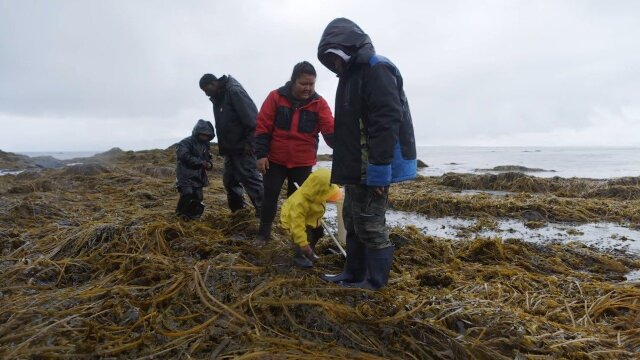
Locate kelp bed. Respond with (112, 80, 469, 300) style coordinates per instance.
(1, 148, 639, 359)
(390, 173, 640, 225)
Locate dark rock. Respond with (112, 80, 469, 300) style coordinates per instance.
(417, 159, 428, 168)
(522, 210, 546, 222)
(477, 165, 555, 173)
(30, 156, 66, 169)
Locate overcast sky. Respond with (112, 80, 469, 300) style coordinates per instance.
(1, 0, 639, 151)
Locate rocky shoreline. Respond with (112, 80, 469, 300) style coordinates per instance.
(1, 148, 639, 358)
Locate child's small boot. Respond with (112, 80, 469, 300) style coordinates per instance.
(293, 227, 323, 268)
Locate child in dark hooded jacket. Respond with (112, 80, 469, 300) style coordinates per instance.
(175, 119, 215, 220)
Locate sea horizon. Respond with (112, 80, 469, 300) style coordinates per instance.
(6, 145, 640, 180)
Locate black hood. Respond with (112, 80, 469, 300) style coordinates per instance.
(209, 75, 229, 103)
(192, 119, 215, 141)
(317, 18, 375, 74)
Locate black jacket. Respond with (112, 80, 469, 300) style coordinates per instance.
(176, 120, 215, 188)
(318, 18, 417, 186)
(209, 76, 259, 156)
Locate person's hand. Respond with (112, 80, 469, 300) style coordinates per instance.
(257, 157, 269, 174)
(204, 161, 213, 170)
(300, 244, 318, 261)
(370, 186, 387, 196)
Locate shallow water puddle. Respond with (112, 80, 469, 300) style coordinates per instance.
(0, 170, 24, 176)
(324, 204, 640, 280)
(323, 204, 640, 255)
(625, 270, 640, 282)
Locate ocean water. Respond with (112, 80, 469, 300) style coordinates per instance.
(415, 146, 640, 179)
(4, 147, 640, 179)
(18, 151, 100, 160)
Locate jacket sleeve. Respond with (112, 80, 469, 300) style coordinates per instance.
(255, 91, 277, 159)
(229, 87, 259, 145)
(363, 64, 403, 187)
(288, 202, 310, 247)
(317, 97, 335, 149)
(206, 143, 213, 162)
(176, 141, 205, 169)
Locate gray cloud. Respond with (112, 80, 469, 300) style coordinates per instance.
(1, 0, 639, 151)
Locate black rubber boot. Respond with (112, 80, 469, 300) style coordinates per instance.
(255, 222, 272, 246)
(176, 194, 204, 220)
(342, 246, 394, 290)
(321, 237, 367, 283)
(307, 226, 323, 249)
(186, 199, 205, 219)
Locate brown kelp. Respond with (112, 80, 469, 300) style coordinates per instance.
(391, 175, 640, 224)
(1, 148, 639, 359)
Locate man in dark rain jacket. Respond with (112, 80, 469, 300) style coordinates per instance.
(199, 73, 263, 216)
(175, 119, 215, 220)
(317, 18, 417, 290)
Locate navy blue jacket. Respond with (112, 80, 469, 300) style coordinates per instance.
(318, 18, 417, 186)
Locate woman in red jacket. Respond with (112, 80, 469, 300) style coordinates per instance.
(255, 61, 335, 244)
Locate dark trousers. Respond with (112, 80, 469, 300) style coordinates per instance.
(260, 162, 312, 224)
(223, 154, 264, 212)
(343, 184, 392, 249)
(176, 186, 204, 218)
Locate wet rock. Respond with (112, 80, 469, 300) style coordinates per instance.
(0, 150, 32, 169)
(30, 156, 66, 169)
(522, 210, 546, 222)
(417, 159, 428, 168)
(476, 165, 556, 173)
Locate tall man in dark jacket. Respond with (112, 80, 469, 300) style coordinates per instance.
(175, 119, 215, 220)
(199, 73, 263, 216)
(317, 18, 417, 290)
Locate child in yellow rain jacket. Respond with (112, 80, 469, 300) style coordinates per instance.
(280, 168, 342, 268)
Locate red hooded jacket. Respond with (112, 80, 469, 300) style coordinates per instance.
(255, 83, 334, 168)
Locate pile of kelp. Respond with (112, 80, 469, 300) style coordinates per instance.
(1, 148, 639, 359)
(391, 173, 640, 225)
